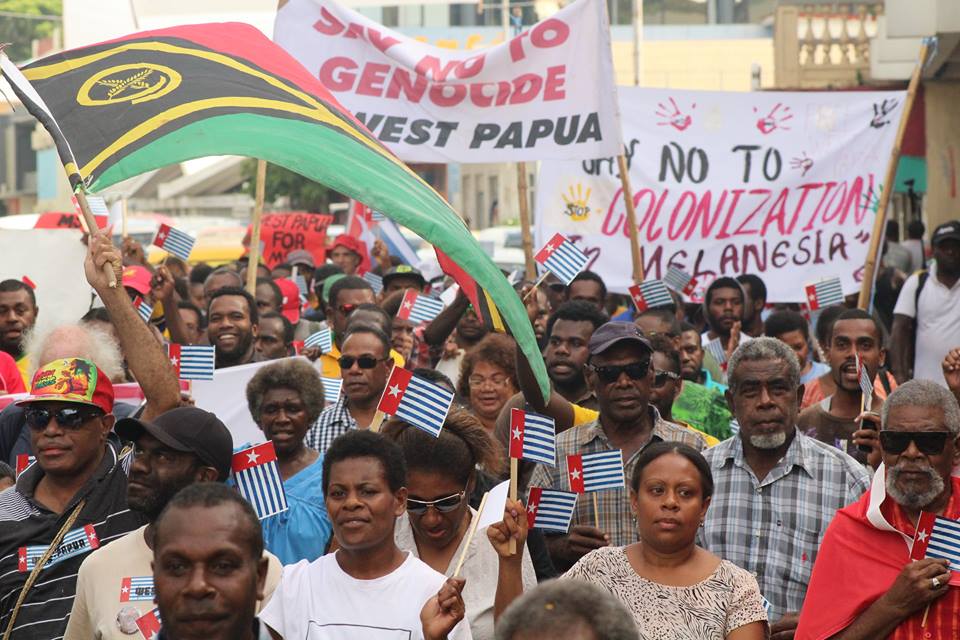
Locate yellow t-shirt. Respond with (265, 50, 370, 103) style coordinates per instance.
(320, 343, 405, 379)
(16, 355, 31, 387)
(571, 405, 719, 447)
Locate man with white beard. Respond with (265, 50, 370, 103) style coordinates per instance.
(697, 338, 870, 639)
(797, 380, 960, 639)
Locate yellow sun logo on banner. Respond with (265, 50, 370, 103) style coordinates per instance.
(77, 63, 182, 106)
(561, 183, 592, 221)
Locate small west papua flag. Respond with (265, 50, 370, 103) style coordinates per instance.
(133, 296, 153, 323)
(18, 525, 99, 572)
(135, 608, 162, 640)
(152, 223, 196, 261)
(663, 266, 698, 296)
(527, 487, 578, 532)
(378, 367, 454, 437)
(304, 328, 333, 353)
(321, 376, 343, 404)
(167, 344, 215, 381)
(856, 353, 873, 412)
(705, 337, 727, 366)
(629, 279, 674, 313)
(509, 408, 557, 466)
(911, 512, 960, 571)
(397, 289, 444, 324)
(120, 576, 155, 602)
(567, 450, 626, 493)
(15, 454, 35, 478)
(534, 233, 589, 285)
(362, 271, 384, 294)
(232, 441, 289, 520)
(804, 277, 845, 311)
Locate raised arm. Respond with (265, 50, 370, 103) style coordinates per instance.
(889, 314, 915, 384)
(86, 233, 181, 421)
(152, 264, 193, 346)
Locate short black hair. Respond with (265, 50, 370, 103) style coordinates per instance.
(636, 308, 681, 337)
(679, 321, 698, 335)
(704, 277, 744, 307)
(312, 264, 344, 294)
(833, 308, 885, 347)
(886, 219, 900, 239)
(648, 333, 680, 374)
(327, 275, 373, 309)
(544, 300, 609, 340)
(737, 274, 767, 307)
(208, 286, 259, 324)
(189, 263, 214, 285)
(814, 304, 848, 348)
(630, 441, 713, 499)
(412, 367, 455, 393)
(0, 279, 36, 307)
(177, 300, 206, 329)
(259, 311, 294, 344)
(764, 309, 809, 340)
(0, 461, 13, 482)
(255, 278, 282, 309)
(341, 324, 391, 357)
(568, 270, 607, 300)
(154, 482, 263, 559)
(322, 430, 406, 495)
(349, 303, 392, 335)
(908, 220, 925, 239)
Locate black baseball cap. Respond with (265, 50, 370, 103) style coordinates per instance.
(588, 321, 653, 357)
(932, 220, 960, 246)
(382, 265, 426, 288)
(115, 407, 234, 480)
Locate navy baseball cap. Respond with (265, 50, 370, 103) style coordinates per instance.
(588, 321, 652, 357)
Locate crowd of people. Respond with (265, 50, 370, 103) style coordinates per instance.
(0, 216, 958, 640)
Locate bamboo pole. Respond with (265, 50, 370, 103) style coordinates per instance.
(517, 162, 537, 280)
(857, 41, 929, 310)
(508, 457, 518, 555)
(246, 159, 267, 296)
(617, 155, 644, 283)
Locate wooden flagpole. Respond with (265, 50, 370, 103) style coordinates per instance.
(517, 163, 537, 281)
(857, 41, 929, 310)
(508, 457, 518, 555)
(454, 491, 489, 577)
(246, 159, 267, 296)
(75, 190, 118, 288)
(617, 155, 644, 283)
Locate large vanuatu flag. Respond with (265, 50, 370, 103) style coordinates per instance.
(0, 23, 549, 399)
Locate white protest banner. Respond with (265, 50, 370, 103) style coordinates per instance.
(274, 0, 622, 162)
(534, 87, 906, 302)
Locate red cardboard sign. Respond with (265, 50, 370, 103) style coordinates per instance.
(248, 212, 333, 268)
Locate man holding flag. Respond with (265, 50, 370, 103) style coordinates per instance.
(797, 380, 960, 639)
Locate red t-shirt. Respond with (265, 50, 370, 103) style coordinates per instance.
(0, 350, 25, 395)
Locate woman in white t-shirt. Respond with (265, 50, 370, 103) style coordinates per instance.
(382, 410, 537, 640)
(259, 430, 473, 640)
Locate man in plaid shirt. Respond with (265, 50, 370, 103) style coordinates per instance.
(528, 322, 707, 572)
(699, 337, 870, 637)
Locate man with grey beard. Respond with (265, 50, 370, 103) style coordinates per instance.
(698, 337, 870, 639)
(796, 380, 960, 639)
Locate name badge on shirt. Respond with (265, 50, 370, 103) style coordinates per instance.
(120, 576, 156, 602)
(17, 524, 100, 572)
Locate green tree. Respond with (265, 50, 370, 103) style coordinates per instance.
(0, 0, 61, 62)
(241, 159, 333, 213)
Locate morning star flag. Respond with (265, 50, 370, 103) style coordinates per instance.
(167, 344, 215, 381)
(805, 277, 845, 311)
(135, 608, 162, 640)
(133, 296, 153, 323)
(15, 454, 35, 478)
(232, 441, 289, 520)
(567, 450, 625, 493)
(509, 408, 557, 466)
(856, 353, 873, 412)
(397, 289, 444, 324)
(663, 266, 697, 297)
(119, 577, 155, 602)
(911, 512, 960, 571)
(378, 367, 454, 437)
(535, 233, 589, 285)
(321, 376, 343, 404)
(304, 328, 333, 353)
(629, 280, 673, 313)
(527, 487, 578, 532)
(152, 224, 195, 260)
(362, 271, 384, 294)
(0, 22, 551, 404)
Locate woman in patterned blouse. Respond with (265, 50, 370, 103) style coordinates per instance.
(563, 442, 769, 639)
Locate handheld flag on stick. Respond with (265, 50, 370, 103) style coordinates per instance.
(534, 233, 589, 285)
(663, 266, 697, 297)
(805, 277, 845, 311)
(705, 337, 728, 367)
(509, 408, 557, 466)
(527, 487, 578, 532)
(567, 450, 626, 493)
(133, 297, 153, 323)
(232, 441, 289, 520)
(304, 328, 333, 353)
(167, 344, 215, 381)
(911, 512, 960, 571)
(856, 353, 873, 412)
(397, 289, 444, 324)
(377, 367, 454, 437)
(453, 480, 510, 576)
(321, 376, 343, 404)
(629, 280, 673, 313)
(152, 224, 196, 261)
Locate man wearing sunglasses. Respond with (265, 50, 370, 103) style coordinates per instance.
(527, 322, 707, 572)
(306, 325, 394, 453)
(798, 380, 960, 639)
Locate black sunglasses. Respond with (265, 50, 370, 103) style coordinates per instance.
(24, 406, 103, 431)
(879, 431, 953, 455)
(406, 490, 467, 515)
(338, 355, 387, 370)
(589, 360, 650, 384)
(652, 369, 681, 388)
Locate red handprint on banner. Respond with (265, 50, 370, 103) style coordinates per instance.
(656, 97, 695, 132)
(754, 103, 793, 134)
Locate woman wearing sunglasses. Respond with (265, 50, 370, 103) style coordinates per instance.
(245, 358, 332, 564)
(382, 409, 536, 640)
